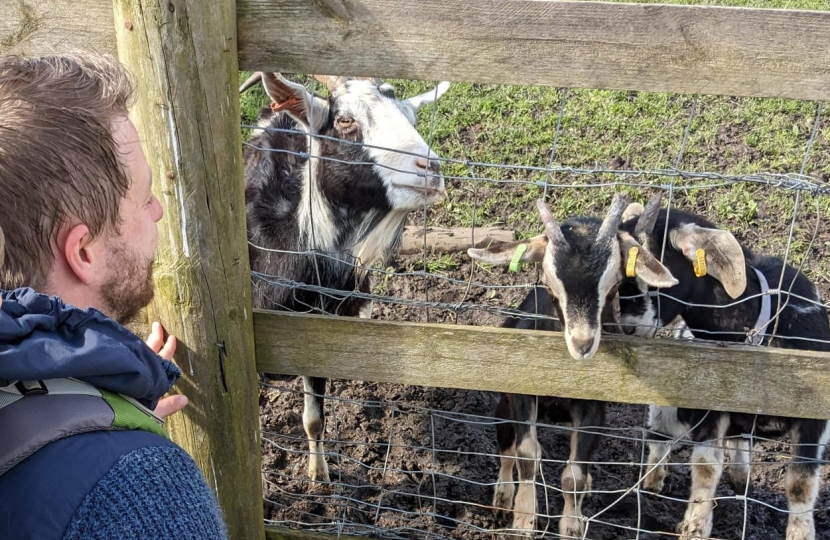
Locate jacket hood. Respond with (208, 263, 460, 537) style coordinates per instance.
(0, 288, 180, 409)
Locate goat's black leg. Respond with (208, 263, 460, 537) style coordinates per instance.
(677, 412, 729, 540)
(302, 376, 330, 483)
(560, 400, 604, 539)
(510, 394, 539, 535)
(493, 393, 518, 520)
(784, 419, 829, 540)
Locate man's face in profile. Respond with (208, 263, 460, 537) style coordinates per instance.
(99, 117, 163, 324)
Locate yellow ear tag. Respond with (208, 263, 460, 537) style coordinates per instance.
(693, 248, 707, 277)
(625, 246, 639, 278)
(509, 244, 528, 273)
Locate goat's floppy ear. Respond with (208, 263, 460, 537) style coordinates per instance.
(669, 223, 747, 299)
(261, 72, 329, 132)
(619, 232, 678, 289)
(467, 235, 547, 268)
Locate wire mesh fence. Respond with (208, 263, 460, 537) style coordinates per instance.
(259, 380, 830, 540)
(240, 72, 830, 539)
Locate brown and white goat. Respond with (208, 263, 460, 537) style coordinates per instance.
(243, 73, 448, 484)
(618, 194, 830, 540)
(467, 194, 677, 538)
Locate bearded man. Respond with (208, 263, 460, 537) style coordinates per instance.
(0, 53, 229, 540)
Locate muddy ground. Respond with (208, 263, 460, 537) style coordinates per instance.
(260, 372, 830, 540)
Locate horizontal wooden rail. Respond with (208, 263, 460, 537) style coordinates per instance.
(266, 525, 372, 540)
(1, 0, 116, 57)
(238, 0, 830, 101)
(254, 309, 830, 421)
(4, 1, 830, 100)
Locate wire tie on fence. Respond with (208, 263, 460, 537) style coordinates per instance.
(693, 248, 707, 277)
(509, 244, 528, 273)
(625, 246, 639, 278)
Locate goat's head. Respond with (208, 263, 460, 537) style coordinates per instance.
(617, 193, 747, 337)
(468, 194, 677, 360)
(258, 72, 447, 212)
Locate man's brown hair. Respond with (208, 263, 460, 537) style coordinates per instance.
(0, 52, 135, 290)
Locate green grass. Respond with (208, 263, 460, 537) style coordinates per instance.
(238, 0, 830, 288)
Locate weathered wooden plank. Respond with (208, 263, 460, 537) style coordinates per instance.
(266, 525, 373, 540)
(400, 226, 515, 255)
(6, 0, 830, 100)
(1, 0, 115, 57)
(254, 310, 830, 420)
(238, 0, 830, 101)
(112, 1, 264, 539)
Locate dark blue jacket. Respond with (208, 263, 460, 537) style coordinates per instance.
(0, 288, 229, 540)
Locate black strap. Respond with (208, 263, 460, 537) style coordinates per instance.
(14, 380, 48, 396)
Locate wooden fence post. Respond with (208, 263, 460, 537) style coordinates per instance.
(111, 1, 264, 539)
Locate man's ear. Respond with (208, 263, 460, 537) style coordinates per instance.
(61, 223, 99, 286)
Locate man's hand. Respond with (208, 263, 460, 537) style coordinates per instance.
(145, 321, 188, 419)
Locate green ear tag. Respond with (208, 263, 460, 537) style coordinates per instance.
(509, 244, 528, 273)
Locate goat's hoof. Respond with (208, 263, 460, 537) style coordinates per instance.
(643, 472, 666, 493)
(492, 484, 515, 520)
(559, 516, 584, 540)
(677, 519, 708, 540)
(511, 515, 535, 537)
(308, 459, 331, 486)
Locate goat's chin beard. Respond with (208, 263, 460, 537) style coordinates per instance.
(100, 239, 156, 325)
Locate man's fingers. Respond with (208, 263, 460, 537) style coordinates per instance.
(154, 394, 188, 419)
(158, 334, 177, 361)
(145, 321, 164, 353)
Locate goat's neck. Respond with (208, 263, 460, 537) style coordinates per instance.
(297, 136, 338, 252)
(350, 209, 409, 279)
(295, 134, 408, 274)
(681, 270, 763, 340)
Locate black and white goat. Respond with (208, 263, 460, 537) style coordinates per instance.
(618, 194, 830, 540)
(467, 195, 677, 537)
(243, 72, 449, 483)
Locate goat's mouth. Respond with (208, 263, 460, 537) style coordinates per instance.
(622, 325, 637, 336)
(620, 321, 658, 338)
(391, 184, 445, 198)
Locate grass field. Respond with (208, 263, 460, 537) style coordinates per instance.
(238, 0, 830, 306)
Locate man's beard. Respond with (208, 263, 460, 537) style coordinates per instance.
(100, 237, 155, 325)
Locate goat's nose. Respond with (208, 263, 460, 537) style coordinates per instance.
(571, 337, 595, 359)
(623, 325, 636, 336)
(415, 157, 441, 176)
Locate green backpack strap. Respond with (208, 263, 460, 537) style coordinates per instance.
(0, 378, 167, 477)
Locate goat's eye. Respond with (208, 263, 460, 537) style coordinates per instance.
(336, 116, 355, 129)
